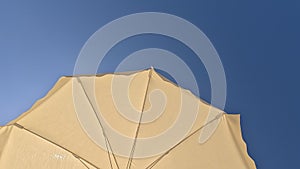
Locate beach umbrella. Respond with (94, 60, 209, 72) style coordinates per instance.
(0, 68, 256, 168)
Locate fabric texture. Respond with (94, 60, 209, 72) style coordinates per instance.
(0, 69, 256, 169)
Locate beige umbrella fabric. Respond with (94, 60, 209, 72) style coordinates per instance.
(0, 68, 256, 169)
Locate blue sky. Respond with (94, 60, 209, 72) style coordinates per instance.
(0, 1, 299, 168)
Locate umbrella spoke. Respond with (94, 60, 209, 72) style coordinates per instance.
(145, 113, 224, 169)
(126, 68, 153, 169)
(76, 77, 120, 169)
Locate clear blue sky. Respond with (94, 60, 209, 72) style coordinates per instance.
(0, 1, 299, 168)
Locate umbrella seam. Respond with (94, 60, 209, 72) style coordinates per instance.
(78, 158, 91, 169)
(145, 113, 225, 169)
(11, 123, 100, 169)
(126, 68, 153, 169)
(76, 77, 120, 169)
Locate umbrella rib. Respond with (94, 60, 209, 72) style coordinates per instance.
(11, 123, 100, 169)
(126, 68, 153, 169)
(78, 158, 91, 169)
(145, 113, 225, 169)
(76, 77, 120, 169)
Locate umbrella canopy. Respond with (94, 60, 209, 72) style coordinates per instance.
(0, 68, 256, 169)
